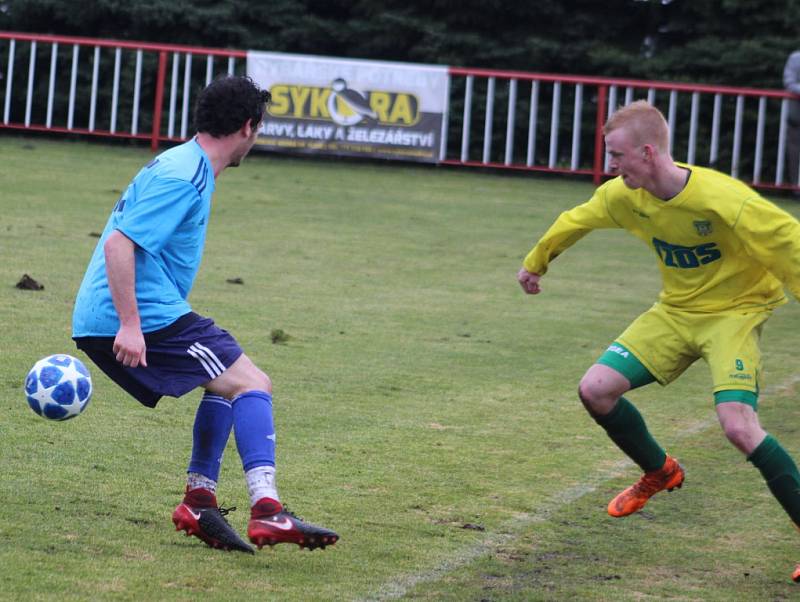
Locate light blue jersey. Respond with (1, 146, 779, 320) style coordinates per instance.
(72, 139, 215, 337)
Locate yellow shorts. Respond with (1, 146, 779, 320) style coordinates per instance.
(616, 303, 771, 396)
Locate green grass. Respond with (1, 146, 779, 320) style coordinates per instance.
(2, 134, 800, 601)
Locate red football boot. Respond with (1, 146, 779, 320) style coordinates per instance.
(608, 455, 685, 517)
(247, 497, 339, 551)
(172, 487, 254, 553)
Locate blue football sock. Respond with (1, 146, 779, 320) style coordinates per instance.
(232, 390, 276, 471)
(187, 392, 233, 482)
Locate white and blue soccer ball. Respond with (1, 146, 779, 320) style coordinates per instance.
(24, 354, 92, 421)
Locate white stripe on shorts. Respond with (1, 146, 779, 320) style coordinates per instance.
(192, 342, 226, 373)
(187, 345, 219, 378)
(187, 343, 225, 379)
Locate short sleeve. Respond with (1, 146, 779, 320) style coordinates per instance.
(734, 196, 800, 300)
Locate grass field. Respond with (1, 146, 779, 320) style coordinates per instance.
(2, 134, 800, 601)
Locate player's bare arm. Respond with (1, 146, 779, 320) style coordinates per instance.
(104, 229, 147, 368)
(517, 268, 542, 295)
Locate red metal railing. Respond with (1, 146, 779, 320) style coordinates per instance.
(2, 31, 797, 191)
(0, 31, 246, 151)
(445, 66, 798, 190)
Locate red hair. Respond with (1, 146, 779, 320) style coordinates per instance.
(604, 100, 669, 153)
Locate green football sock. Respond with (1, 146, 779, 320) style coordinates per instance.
(594, 397, 667, 472)
(748, 434, 800, 526)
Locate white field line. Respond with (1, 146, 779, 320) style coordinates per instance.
(360, 374, 800, 601)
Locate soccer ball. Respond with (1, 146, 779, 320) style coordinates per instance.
(24, 354, 92, 420)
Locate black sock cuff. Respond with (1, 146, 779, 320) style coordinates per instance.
(594, 396, 630, 428)
(747, 434, 778, 467)
(748, 434, 800, 483)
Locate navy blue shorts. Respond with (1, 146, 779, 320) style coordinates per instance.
(73, 312, 243, 408)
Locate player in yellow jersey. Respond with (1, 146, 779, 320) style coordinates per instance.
(518, 100, 800, 582)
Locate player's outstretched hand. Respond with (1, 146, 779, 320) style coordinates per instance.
(113, 324, 148, 368)
(517, 268, 542, 295)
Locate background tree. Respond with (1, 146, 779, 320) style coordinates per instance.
(2, 0, 798, 88)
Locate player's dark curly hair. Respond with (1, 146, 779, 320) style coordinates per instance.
(194, 75, 271, 137)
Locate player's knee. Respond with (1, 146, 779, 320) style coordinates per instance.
(578, 365, 630, 416)
(717, 404, 765, 454)
(250, 370, 272, 395)
(720, 421, 751, 449)
(230, 369, 272, 399)
(578, 384, 599, 418)
(578, 378, 612, 413)
(719, 415, 766, 454)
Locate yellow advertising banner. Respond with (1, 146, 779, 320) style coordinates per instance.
(247, 51, 450, 163)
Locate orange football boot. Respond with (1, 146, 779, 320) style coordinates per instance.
(608, 455, 685, 517)
(792, 565, 800, 583)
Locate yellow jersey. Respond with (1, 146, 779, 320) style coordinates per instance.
(523, 164, 800, 312)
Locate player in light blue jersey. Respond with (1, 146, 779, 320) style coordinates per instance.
(73, 137, 213, 337)
(72, 75, 338, 553)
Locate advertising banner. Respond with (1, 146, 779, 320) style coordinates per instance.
(247, 51, 449, 163)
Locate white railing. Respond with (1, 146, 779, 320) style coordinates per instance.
(1, 31, 797, 192)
